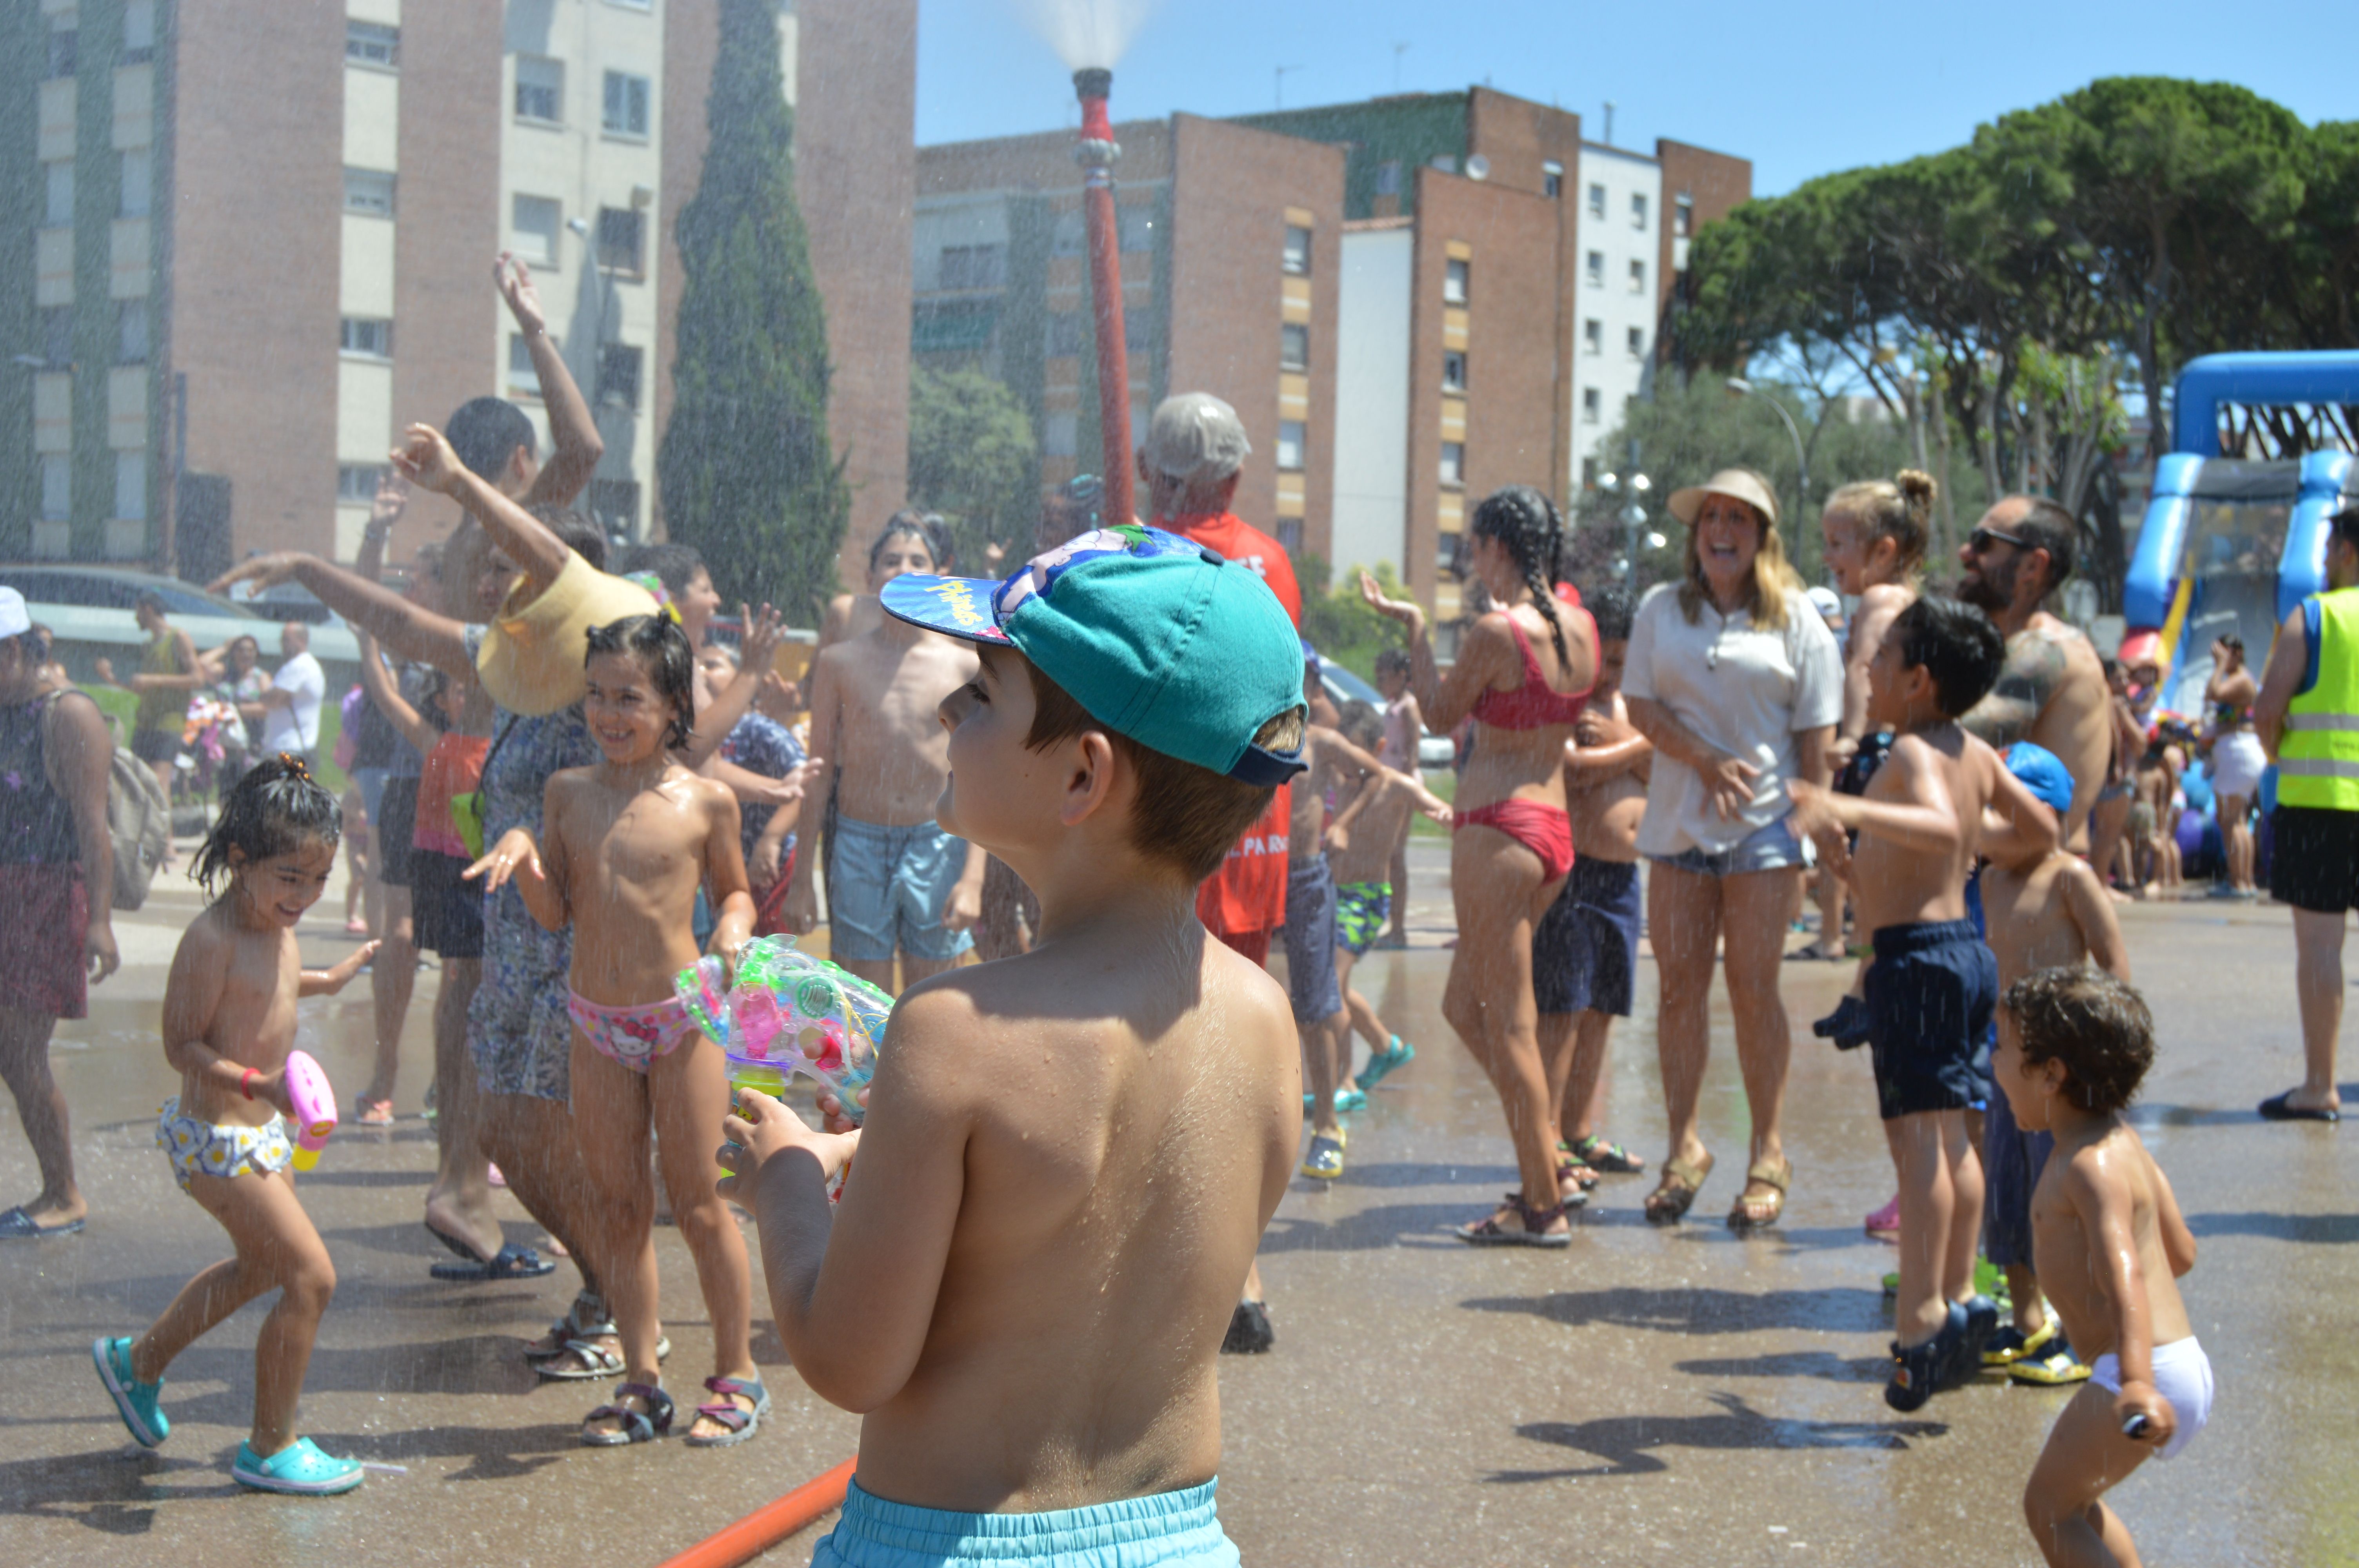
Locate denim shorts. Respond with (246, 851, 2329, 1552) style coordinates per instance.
(812, 1476, 1239, 1568)
(829, 814, 977, 964)
(1647, 813, 1812, 877)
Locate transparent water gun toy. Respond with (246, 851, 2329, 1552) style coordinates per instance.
(677, 936, 891, 1125)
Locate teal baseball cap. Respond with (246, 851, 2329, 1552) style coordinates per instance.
(880, 524, 1308, 783)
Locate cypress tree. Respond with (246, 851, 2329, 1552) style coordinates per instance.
(658, 0, 849, 624)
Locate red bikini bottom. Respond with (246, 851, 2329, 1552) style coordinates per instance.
(1454, 799, 1575, 882)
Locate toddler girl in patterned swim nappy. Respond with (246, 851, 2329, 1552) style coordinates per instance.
(469, 612, 769, 1450)
(95, 755, 377, 1495)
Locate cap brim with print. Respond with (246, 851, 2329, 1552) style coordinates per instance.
(881, 524, 1308, 784)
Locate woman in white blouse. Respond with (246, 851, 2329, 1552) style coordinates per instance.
(1621, 469, 1843, 1231)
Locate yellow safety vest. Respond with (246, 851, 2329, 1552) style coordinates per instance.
(2278, 588, 2359, 810)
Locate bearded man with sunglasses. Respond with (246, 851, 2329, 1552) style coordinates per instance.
(1954, 497, 2112, 850)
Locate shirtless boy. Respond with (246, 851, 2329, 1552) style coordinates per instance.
(783, 518, 985, 993)
(1996, 967, 2208, 1568)
(1289, 717, 1389, 1181)
(1374, 648, 1425, 946)
(1977, 742, 2131, 1388)
(1325, 703, 1447, 1100)
(1535, 583, 1650, 1194)
(1788, 596, 2058, 1411)
(720, 525, 1305, 1563)
(2130, 735, 2181, 897)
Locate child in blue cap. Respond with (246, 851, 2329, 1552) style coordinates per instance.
(718, 526, 1307, 1566)
(1976, 739, 2131, 1388)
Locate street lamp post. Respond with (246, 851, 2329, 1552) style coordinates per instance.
(1726, 376, 1808, 527)
(1594, 454, 1658, 584)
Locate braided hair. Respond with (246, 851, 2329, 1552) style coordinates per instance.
(1469, 485, 1570, 671)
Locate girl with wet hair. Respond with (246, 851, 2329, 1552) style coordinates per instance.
(1360, 485, 1600, 1246)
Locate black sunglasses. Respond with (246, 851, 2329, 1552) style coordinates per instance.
(1968, 524, 2028, 554)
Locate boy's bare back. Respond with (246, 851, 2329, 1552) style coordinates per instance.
(809, 626, 978, 825)
(831, 925, 1298, 1511)
(543, 763, 742, 1003)
(1848, 727, 1999, 931)
(1329, 772, 1421, 885)
(2030, 1124, 2194, 1365)
(164, 906, 306, 1127)
(1982, 851, 2128, 987)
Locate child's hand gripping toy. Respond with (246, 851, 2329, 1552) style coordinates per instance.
(676, 936, 891, 1124)
(282, 1049, 337, 1172)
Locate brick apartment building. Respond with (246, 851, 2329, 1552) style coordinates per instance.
(3, 0, 912, 603)
(912, 85, 1747, 622)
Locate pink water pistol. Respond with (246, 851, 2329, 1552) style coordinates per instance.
(283, 1049, 337, 1171)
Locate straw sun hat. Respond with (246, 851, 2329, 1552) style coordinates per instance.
(1666, 468, 1780, 530)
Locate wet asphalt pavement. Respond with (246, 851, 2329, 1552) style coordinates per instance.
(2, 844, 2354, 1566)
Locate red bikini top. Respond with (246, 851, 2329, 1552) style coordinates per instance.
(1470, 612, 1596, 730)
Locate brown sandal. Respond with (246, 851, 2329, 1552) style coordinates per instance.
(1452, 1191, 1573, 1248)
(1643, 1151, 1714, 1225)
(1727, 1157, 1793, 1231)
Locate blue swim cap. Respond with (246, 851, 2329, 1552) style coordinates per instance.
(2005, 741, 2075, 815)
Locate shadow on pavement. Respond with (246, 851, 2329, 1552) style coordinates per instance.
(1671, 1348, 1885, 1383)
(1489, 1392, 1947, 1478)
(2186, 1210, 2359, 1243)
(1462, 1284, 1886, 1336)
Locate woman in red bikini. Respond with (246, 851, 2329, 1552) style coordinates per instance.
(1361, 486, 1597, 1246)
(1621, 469, 1844, 1230)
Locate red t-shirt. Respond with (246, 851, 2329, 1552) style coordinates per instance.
(1164, 511, 1301, 937)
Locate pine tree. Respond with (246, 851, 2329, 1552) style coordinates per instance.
(658, 0, 849, 624)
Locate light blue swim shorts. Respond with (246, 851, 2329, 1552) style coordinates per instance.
(828, 815, 977, 964)
(811, 1477, 1240, 1568)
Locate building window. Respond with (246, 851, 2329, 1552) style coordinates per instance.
(115, 451, 147, 521)
(1542, 160, 1563, 199)
(597, 207, 646, 276)
(602, 71, 651, 138)
(1585, 251, 1603, 287)
(346, 20, 398, 69)
(122, 0, 155, 63)
(1276, 420, 1306, 472)
(1042, 410, 1078, 458)
(597, 342, 643, 410)
(1583, 317, 1601, 353)
(1587, 183, 1605, 218)
(117, 301, 147, 363)
(508, 333, 541, 394)
(1629, 258, 1646, 293)
(1442, 350, 1467, 393)
(1438, 532, 1463, 577)
(1675, 194, 1694, 238)
(1118, 206, 1157, 253)
(1282, 224, 1312, 276)
(1439, 441, 1465, 488)
(1582, 387, 1601, 423)
(588, 479, 642, 538)
(340, 317, 393, 358)
(337, 465, 385, 504)
(1279, 322, 1309, 372)
(511, 195, 562, 265)
(47, 31, 76, 80)
(42, 308, 72, 367)
(1632, 192, 1649, 229)
(1125, 312, 1155, 353)
(120, 148, 151, 218)
(1581, 457, 1599, 490)
(1443, 258, 1469, 306)
(1374, 160, 1401, 197)
(937, 243, 1005, 290)
(42, 456, 71, 521)
(516, 55, 563, 123)
(1049, 210, 1085, 258)
(1047, 312, 1085, 357)
(1276, 519, 1303, 555)
(1628, 325, 1645, 358)
(43, 162, 72, 229)
(344, 168, 396, 218)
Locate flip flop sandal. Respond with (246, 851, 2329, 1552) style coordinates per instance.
(1452, 1192, 1573, 1249)
(582, 1382, 674, 1446)
(683, 1375, 771, 1448)
(1727, 1157, 1792, 1231)
(1567, 1134, 1645, 1175)
(0, 1205, 84, 1239)
(1643, 1152, 1714, 1226)
(428, 1240, 556, 1281)
(2257, 1092, 2340, 1123)
(355, 1098, 395, 1127)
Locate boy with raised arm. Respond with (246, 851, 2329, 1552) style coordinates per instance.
(720, 527, 1305, 1564)
(1996, 968, 2206, 1568)
(1787, 596, 2058, 1412)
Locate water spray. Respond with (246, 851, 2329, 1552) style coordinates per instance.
(1073, 67, 1136, 530)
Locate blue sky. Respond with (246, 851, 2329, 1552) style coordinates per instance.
(915, 0, 2355, 196)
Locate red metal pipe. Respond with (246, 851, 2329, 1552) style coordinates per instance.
(651, 1456, 857, 1568)
(1074, 70, 1136, 529)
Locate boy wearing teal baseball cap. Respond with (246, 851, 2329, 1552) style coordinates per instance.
(719, 526, 1307, 1566)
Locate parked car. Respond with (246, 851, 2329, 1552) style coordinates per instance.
(1309, 653, 1456, 771)
(3, 563, 361, 668)
(0, 564, 260, 619)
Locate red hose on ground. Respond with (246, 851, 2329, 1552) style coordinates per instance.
(653, 1456, 858, 1568)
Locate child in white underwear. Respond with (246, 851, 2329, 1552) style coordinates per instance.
(95, 755, 377, 1495)
(470, 613, 765, 1449)
(1994, 967, 2210, 1567)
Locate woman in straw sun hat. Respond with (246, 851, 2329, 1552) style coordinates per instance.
(1619, 467, 1844, 1230)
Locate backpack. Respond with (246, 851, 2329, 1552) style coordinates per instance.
(106, 735, 171, 911)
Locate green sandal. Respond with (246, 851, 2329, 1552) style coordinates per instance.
(1567, 1133, 1645, 1175)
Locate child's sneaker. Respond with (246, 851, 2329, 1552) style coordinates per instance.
(92, 1336, 168, 1448)
(1885, 1302, 1964, 1412)
(233, 1437, 364, 1495)
(1945, 1294, 2000, 1386)
(1300, 1129, 1346, 1181)
(1983, 1316, 2060, 1368)
(1356, 1035, 1415, 1090)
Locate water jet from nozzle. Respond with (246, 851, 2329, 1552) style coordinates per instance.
(1014, 0, 1155, 71)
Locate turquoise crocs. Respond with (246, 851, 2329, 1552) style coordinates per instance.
(1302, 1087, 1368, 1113)
(233, 1437, 364, 1495)
(1356, 1036, 1416, 1090)
(93, 1336, 168, 1448)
